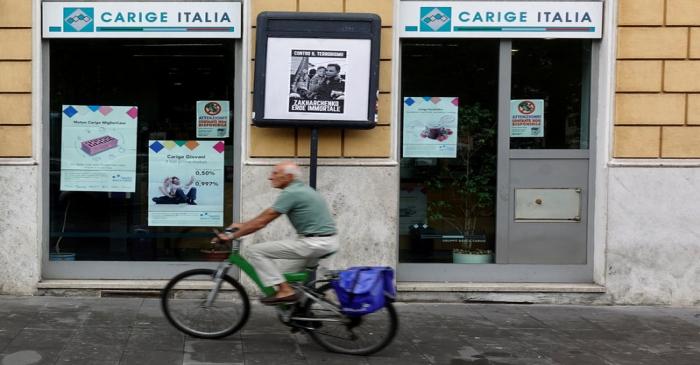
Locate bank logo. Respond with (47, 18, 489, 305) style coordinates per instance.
(63, 8, 94, 32)
(420, 7, 451, 32)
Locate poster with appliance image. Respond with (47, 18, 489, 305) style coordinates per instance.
(288, 49, 347, 114)
(60, 105, 138, 192)
(148, 140, 224, 227)
(402, 97, 459, 158)
(196, 100, 230, 138)
(510, 99, 544, 137)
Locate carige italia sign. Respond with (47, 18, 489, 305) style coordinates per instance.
(400, 1, 603, 39)
(42, 2, 241, 38)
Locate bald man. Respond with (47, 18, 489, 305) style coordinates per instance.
(216, 161, 338, 304)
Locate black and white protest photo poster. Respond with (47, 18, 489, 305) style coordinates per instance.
(264, 37, 371, 121)
(288, 49, 347, 114)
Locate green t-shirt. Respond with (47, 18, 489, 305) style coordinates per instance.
(272, 180, 337, 235)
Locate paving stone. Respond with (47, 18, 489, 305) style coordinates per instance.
(70, 327, 131, 347)
(0, 334, 13, 353)
(241, 333, 298, 353)
(82, 310, 139, 328)
(56, 343, 124, 363)
(0, 348, 64, 365)
(7, 329, 75, 349)
(120, 349, 183, 365)
(132, 299, 172, 328)
(581, 339, 670, 365)
(303, 344, 372, 365)
(535, 347, 610, 365)
(184, 339, 244, 363)
(23, 310, 89, 330)
(657, 351, 700, 365)
(561, 328, 623, 341)
(126, 327, 183, 352)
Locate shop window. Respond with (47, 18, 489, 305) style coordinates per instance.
(399, 39, 499, 264)
(49, 39, 236, 261)
(510, 39, 591, 149)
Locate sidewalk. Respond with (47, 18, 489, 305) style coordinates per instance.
(0, 296, 698, 365)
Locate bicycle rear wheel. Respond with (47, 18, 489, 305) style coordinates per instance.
(161, 269, 250, 338)
(302, 283, 398, 355)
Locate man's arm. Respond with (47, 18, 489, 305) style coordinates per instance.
(218, 208, 281, 240)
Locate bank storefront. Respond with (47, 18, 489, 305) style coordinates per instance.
(27, 0, 611, 297)
(41, 1, 245, 278)
(395, 1, 605, 284)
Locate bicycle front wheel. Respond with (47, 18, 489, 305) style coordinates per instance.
(303, 283, 398, 355)
(161, 269, 250, 339)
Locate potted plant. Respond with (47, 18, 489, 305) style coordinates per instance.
(423, 103, 497, 263)
(452, 236, 493, 264)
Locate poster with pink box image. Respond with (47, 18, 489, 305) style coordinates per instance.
(60, 105, 138, 192)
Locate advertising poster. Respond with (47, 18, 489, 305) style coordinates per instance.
(196, 100, 230, 138)
(511, 99, 544, 137)
(60, 105, 138, 192)
(402, 97, 459, 158)
(263, 37, 371, 122)
(148, 140, 224, 227)
(288, 49, 347, 114)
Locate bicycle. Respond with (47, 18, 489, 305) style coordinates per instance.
(160, 236, 398, 355)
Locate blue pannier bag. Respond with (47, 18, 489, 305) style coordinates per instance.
(331, 266, 396, 317)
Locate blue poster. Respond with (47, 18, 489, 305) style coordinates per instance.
(148, 140, 225, 227)
(402, 97, 459, 158)
(60, 105, 138, 192)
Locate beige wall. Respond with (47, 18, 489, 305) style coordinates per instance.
(249, 0, 393, 158)
(0, 0, 32, 157)
(615, 0, 700, 158)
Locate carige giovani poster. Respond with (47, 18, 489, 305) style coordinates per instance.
(148, 140, 224, 227)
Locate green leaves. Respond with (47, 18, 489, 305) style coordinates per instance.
(424, 102, 498, 237)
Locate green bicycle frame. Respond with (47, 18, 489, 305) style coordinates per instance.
(227, 252, 310, 297)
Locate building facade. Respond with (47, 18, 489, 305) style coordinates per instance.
(0, 0, 698, 306)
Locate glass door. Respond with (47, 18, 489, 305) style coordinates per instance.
(398, 38, 595, 282)
(399, 39, 499, 265)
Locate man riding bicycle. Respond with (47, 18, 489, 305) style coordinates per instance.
(215, 161, 338, 305)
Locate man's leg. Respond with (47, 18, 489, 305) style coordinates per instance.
(152, 196, 176, 204)
(246, 239, 312, 299)
(186, 187, 197, 204)
(173, 188, 188, 203)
